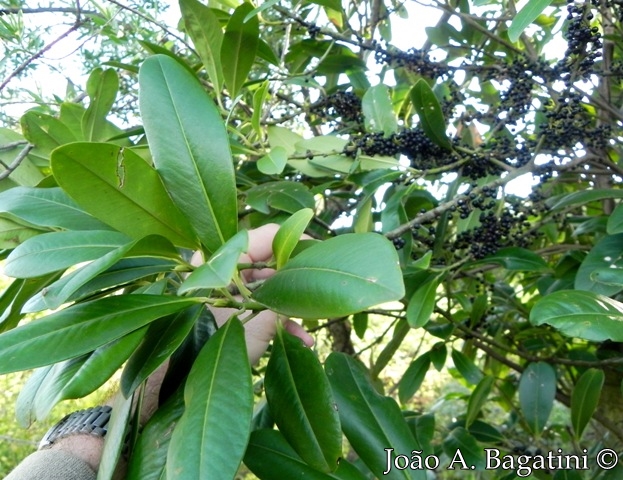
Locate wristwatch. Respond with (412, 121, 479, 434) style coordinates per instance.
(39, 405, 112, 449)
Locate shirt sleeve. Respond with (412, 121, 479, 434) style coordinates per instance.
(5, 449, 97, 480)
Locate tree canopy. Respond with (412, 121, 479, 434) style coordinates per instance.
(1, 0, 623, 478)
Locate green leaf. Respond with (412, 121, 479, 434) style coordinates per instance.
(52, 142, 199, 249)
(471, 247, 550, 272)
(30, 329, 146, 421)
(547, 189, 623, 210)
(252, 81, 269, 137)
(398, 353, 431, 404)
(531, 290, 623, 342)
(591, 267, 623, 286)
(180, 0, 224, 95)
(127, 387, 185, 480)
(121, 305, 203, 397)
(97, 390, 133, 480)
(20, 111, 78, 162)
(406, 274, 442, 328)
(267, 126, 305, 156)
(451, 349, 483, 385)
(519, 362, 556, 436)
(139, 54, 237, 253)
(221, 3, 259, 97)
(179, 230, 248, 293)
(167, 318, 253, 479)
(362, 84, 398, 136)
(571, 368, 604, 440)
(0, 187, 111, 231)
(0, 295, 201, 374)
(575, 234, 623, 296)
(325, 353, 425, 480)
(82, 68, 119, 142)
(253, 233, 405, 319)
(429, 342, 447, 371)
(22, 235, 176, 313)
(257, 146, 288, 175)
(16, 366, 53, 428)
(0, 218, 41, 249)
(273, 208, 314, 269)
(265, 327, 342, 472)
(352, 312, 368, 338)
(508, 0, 554, 43)
(607, 203, 623, 234)
(4, 230, 131, 278)
(410, 79, 452, 150)
(465, 375, 495, 427)
(442, 427, 485, 470)
(245, 429, 367, 480)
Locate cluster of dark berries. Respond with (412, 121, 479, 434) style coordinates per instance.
(307, 23, 321, 38)
(310, 91, 363, 126)
(374, 47, 448, 79)
(560, 1, 602, 79)
(343, 128, 458, 170)
(538, 91, 610, 151)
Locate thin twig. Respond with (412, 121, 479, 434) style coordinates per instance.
(0, 144, 34, 180)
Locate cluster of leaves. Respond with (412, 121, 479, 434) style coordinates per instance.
(0, 0, 623, 478)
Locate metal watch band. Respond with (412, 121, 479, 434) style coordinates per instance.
(39, 405, 112, 449)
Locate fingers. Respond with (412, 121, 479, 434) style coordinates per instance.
(283, 319, 315, 347)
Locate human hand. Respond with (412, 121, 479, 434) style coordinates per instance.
(191, 223, 314, 364)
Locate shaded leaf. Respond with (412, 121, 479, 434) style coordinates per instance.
(471, 247, 549, 272)
(575, 234, 623, 296)
(571, 368, 604, 440)
(325, 353, 425, 480)
(265, 327, 341, 472)
(52, 142, 199, 249)
(442, 427, 485, 470)
(246, 181, 315, 214)
(221, 3, 259, 97)
(254, 233, 405, 319)
(451, 349, 483, 385)
(547, 189, 623, 210)
(519, 362, 556, 436)
(82, 68, 119, 142)
(167, 318, 253, 479)
(406, 273, 442, 328)
(98, 391, 133, 480)
(257, 146, 288, 175)
(410, 79, 452, 150)
(465, 376, 495, 427)
(398, 353, 431, 404)
(139, 54, 237, 253)
(362, 84, 398, 136)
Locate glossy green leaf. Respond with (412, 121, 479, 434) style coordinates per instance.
(591, 267, 623, 286)
(30, 328, 146, 421)
(273, 208, 314, 269)
(52, 142, 199, 249)
(352, 312, 368, 338)
(257, 146, 288, 175)
(442, 427, 485, 470)
(127, 387, 185, 480)
(0, 187, 111, 231)
(429, 342, 447, 371)
(97, 390, 133, 480)
(121, 305, 203, 397)
(571, 368, 604, 440)
(575, 234, 623, 296)
(167, 318, 253, 479)
(254, 233, 405, 319)
(410, 79, 452, 150)
(465, 375, 495, 427)
(179, 230, 248, 293)
(508, 0, 553, 42)
(265, 327, 341, 472)
(451, 349, 483, 385)
(398, 353, 431, 404)
(531, 290, 623, 341)
(4, 230, 131, 278)
(16, 366, 53, 428)
(20, 111, 78, 162)
(0, 295, 201, 374)
(404, 413, 435, 456)
(472, 247, 549, 272)
(82, 68, 119, 142)
(362, 84, 398, 137)
(519, 362, 556, 436)
(252, 81, 269, 137)
(139, 54, 237, 253)
(245, 429, 367, 480)
(406, 274, 442, 328)
(221, 3, 259, 97)
(180, 0, 224, 95)
(267, 126, 305, 156)
(325, 353, 425, 480)
(547, 189, 623, 210)
(22, 236, 175, 313)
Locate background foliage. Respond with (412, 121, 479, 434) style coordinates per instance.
(1, 0, 623, 478)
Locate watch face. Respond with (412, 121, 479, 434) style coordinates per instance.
(39, 406, 112, 449)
